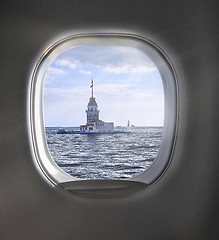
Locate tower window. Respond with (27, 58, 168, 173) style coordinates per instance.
(30, 34, 177, 187)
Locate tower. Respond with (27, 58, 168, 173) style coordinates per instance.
(86, 79, 100, 124)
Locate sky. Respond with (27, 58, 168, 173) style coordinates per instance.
(43, 45, 164, 127)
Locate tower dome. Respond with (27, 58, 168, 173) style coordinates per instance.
(87, 97, 98, 109)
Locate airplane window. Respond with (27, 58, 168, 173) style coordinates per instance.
(44, 45, 164, 180)
(30, 34, 177, 186)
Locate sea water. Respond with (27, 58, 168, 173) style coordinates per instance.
(45, 127, 163, 179)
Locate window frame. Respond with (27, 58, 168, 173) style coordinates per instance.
(29, 33, 178, 186)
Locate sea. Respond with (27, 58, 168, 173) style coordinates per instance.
(45, 127, 163, 180)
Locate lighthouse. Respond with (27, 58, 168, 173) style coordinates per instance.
(57, 78, 132, 134)
(80, 79, 114, 133)
(85, 78, 100, 124)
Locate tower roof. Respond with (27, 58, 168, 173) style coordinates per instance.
(87, 97, 98, 107)
(87, 78, 98, 107)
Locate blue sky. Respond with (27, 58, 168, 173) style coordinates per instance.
(44, 46, 164, 127)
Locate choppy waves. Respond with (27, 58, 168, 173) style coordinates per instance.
(45, 127, 163, 179)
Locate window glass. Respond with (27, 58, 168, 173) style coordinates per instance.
(43, 45, 164, 180)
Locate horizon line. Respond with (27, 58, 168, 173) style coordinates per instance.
(45, 125, 164, 128)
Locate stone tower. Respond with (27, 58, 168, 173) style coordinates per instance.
(86, 79, 100, 124)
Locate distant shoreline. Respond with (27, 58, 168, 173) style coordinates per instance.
(45, 126, 164, 128)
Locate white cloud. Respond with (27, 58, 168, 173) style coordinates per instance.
(44, 83, 162, 99)
(94, 84, 130, 95)
(44, 86, 88, 97)
(79, 69, 92, 75)
(55, 58, 81, 69)
(54, 46, 157, 74)
(46, 67, 66, 77)
(102, 64, 156, 74)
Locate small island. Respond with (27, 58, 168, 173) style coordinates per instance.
(57, 79, 131, 134)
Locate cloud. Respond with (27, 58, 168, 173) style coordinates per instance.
(44, 83, 161, 101)
(79, 69, 92, 75)
(44, 84, 127, 98)
(55, 58, 81, 69)
(102, 64, 156, 74)
(45, 67, 66, 79)
(53, 46, 157, 75)
(44, 86, 88, 97)
(94, 83, 130, 95)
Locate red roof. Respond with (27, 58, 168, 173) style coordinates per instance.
(80, 124, 93, 127)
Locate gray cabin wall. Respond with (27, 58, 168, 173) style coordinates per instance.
(0, 1, 219, 239)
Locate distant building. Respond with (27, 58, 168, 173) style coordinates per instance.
(80, 79, 114, 133)
(127, 120, 131, 132)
